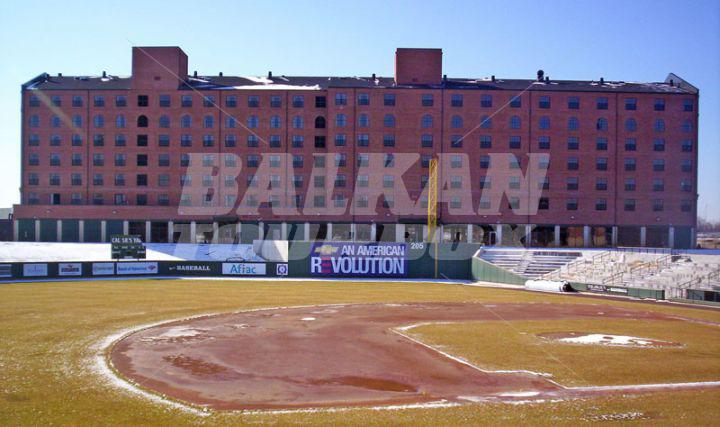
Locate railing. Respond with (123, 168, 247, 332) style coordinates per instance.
(543, 250, 611, 280)
(678, 265, 720, 290)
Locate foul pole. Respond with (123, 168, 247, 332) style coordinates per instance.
(427, 158, 439, 278)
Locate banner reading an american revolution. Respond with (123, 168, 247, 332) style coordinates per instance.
(310, 242, 408, 277)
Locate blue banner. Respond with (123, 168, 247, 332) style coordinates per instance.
(310, 242, 408, 277)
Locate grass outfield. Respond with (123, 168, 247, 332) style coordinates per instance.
(0, 278, 719, 425)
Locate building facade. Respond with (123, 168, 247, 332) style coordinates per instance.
(14, 46, 699, 247)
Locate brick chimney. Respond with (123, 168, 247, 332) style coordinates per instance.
(394, 48, 443, 85)
(131, 46, 188, 90)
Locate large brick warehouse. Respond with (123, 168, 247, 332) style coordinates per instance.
(13, 46, 699, 248)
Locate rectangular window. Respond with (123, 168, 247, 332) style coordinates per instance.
(181, 95, 192, 107)
(625, 98, 637, 110)
(596, 97, 608, 110)
(451, 94, 463, 107)
(94, 95, 105, 107)
(538, 136, 550, 150)
(624, 199, 636, 212)
(481, 94, 492, 108)
(625, 178, 636, 191)
(596, 199, 607, 211)
(683, 99, 694, 112)
(596, 137, 608, 151)
(567, 158, 579, 170)
(315, 96, 326, 108)
(159, 94, 171, 107)
(509, 136, 521, 149)
(568, 96, 579, 109)
(566, 177, 578, 190)
(203, 95, 215, 107)
(115, 96, 127, 107)
(625, 138, 636, 151)
(137, 95, 148, 107)
(654, 98, 665, 111)
(510, 96, 521, 108)
(292, 95, 304, 108)
(567, 136, 579, 150)
(596, 178, 608, 191)
(539, 96, 550, 109)
(421, 94, 434, 107)
(625, 158, 636, 171)
(357, 93, 369, 106)
(383, 93, 396, 106)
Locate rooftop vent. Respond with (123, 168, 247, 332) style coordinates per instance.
(669, 79, 674, 86)
(491, 75, 496, 82)
(193, 70, 198, 77)
(545, 76, 549, 83)
(219, 72, 223, 76)
(443, 74, 447, 82)
(57, 73, 62, 77)
(537, 69, 544, 81)
(268, 71, 272, 78)
(600, 77, 604, 85)
(102, 71, 107, 78)
(372, 73, 376, 80)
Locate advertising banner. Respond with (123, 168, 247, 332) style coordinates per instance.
(92, 263, 115, 276)
(23, 263, 48, 277)
(164, 262, 221, 276)
(310, 242, 408, 277)
(58, 263, 82, 276)
(0, 264, 12, 278)
(222, 263, 267, 276)
(116, 262, 159, 275)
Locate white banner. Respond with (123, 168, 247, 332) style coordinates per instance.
(222, 263, 266, 276)
(92, 263, 115, 276)
(23, 263, 48, 277)
(58, 263, 82, 276)
(116, 262, 158, 275)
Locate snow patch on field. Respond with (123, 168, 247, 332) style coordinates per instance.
(301, 317, 316, 321)
(559, 334, 656, 347)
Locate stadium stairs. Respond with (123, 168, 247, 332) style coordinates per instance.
(478, 249, 582, 279)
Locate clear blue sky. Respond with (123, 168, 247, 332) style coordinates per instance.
(1, 0, 718, 220)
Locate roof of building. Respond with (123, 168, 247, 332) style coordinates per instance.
(22, 72, 698, 94)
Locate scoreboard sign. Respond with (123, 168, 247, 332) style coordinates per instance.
(111, 235, 147, 260)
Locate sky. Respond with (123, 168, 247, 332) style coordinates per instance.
(0, 0, 718, 220)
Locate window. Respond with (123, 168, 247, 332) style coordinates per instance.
(682, 140, 693, 152)
(568, 117, 579, 131)
(181, 95, 192, 107)
(566, 177, 578, 190)
(510, 115, 521, 129)
(422, 94, 434, 107)
(357, 134, 369, 147)
(625, 118, 637, 132)
(653, 199, 664, 212)
(480, 155, 491, 169)
(181, 134, 192, 147)
(292, 95, 304, 108)
(334, 174, 347, 187)
(72, 153, 82, 166)
(481, 94, 492, 108)
(28, 115, 39, 128)
(180, 154, 190, 167)
(136, 115, 148, 128)
(203, 95, 215, 107)
(596, 199, 607, 211)
(596, 97, 608, 110)
(158, 194, 170, 206)
(93, 115, 105, 128)
(596, 158, 608, 171)
(292, 135, 304, 147)
(625, 158, 636, 171)
(315, 136, 326, 148)
(596, 118, 608, 131)
(480, 115, 492, 129)
(421, 155, 432, 168)
(358, 113, 370, 128)
(653, 159, 665, 172)
(383, 175, 395, 188)
(137, 135, 148, 147)
(202, 175, 214, 188)
(247, 115, 259, 129)
(566, 199, 578, 211)
(682, 120, 693, 133)
(247, 155, 260, 168)
(625, 138, 636, 151)
(51, 116, 61, 128)
(654, 119, 665, 132)
(479, 176, 491, 189)
(72, 96, 83, 107)
(49, 174, 60, 186)
(539, 116, 550, 130)
(653, 179, 664, 192)
(680, 180, 692, 192)
(247, 135, 259, 147)
(421, 114, 433, 128)
(508, 197, 520, 210)
(28, 154, 39, 166)
(315, 96, 326, 108)
(158, 154, 170, 167)
(567, 157, 579, 170)
(451, 135, 462, 148)
(567, 136, 579, 150)
(136, 174, 148, 187)
(93, 134, 104, 147)
(451, 155, 462, 169)
(225, 154, 238, 168)
(682, 159, 692, 173)
(538, 197, 550, 210)
(539, 96, 550, 109)
(225, 95, 237, 108)
(266, 115, 279, 129)
(315, 116, 326, 129)
(683, 99, 694, 112)
(681, 200, 692, 212)
(292, 116, 304, 129)
(509, 136, 521, 149)
(159, 94, 171, 107)
(93, 154, 104, 166)
(335, 114, 347, 128)
(653, 139, 665, 151)
(28, 95, 40, 107)
(137, 95, 148, 107)
(203, 115, 214, 128)
(510, 95, 521, 108)
(538, 136, 550, 149)
(509, 157, 521, 169)
(625, 98, 637, 110)
(114, 154, 126, 167)
(596, 137, 608, 151)
(71, 115, 82, 128)
(624, 199, 636, 212)
(568, 96, 579, 109)
(384, 153, 395, 167)
(625, 178, 636, 191)
(654, 98, 665, 111)
(357, 93, 370, 106)
(136, 154, 148, 167)
(247, 96, 259, 108)
(115, 95, 127, 107)
(269, 135, 281, 147)
(94, 95, 105, 107)
(270, 96, 282, 108)
(383, 114, 395, 128)
(28, 134, 39, 146)
(480, 135, 492, 149)
(451, 115, 463, 129)
(315, 155, 327, 168)
(114, 174, 125, 186)
(383, 134, 396, 147)
(451, 94, 463, 107)
(595, 178, 607, 191)
(50, 135, 61, 146)
(28, 173, 39, 186)
(538, 176, 550, 189)
(383, 93, 395, 106)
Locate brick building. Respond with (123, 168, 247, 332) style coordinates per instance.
(13, 46, 699, 247)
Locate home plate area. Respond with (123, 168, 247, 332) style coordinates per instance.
(107, 302, 719, 411)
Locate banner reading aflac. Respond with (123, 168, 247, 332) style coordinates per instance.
(310, 242, 408, 277)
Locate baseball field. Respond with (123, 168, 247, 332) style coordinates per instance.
(1, 278, 719, 425)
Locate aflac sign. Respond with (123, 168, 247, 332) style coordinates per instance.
(222, 263, 267, 276)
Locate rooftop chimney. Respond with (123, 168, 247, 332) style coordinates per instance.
(57, 73, 62, 77)
(600, 77, 604, 85)
(131, 46, 188, 90)
(193, 70, 198, 77)
(219, 72, 223, 76)
(394, 48, 442, 85)
(537, 70, 544, 81)
(102, 71, 107, 78)
(371, 73, 376, 80)
(491, 75, 496, 82)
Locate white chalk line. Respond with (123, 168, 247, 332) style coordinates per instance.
(92, 303, 720, 416)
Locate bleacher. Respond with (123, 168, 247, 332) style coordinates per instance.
(479, 249, 582, 278)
